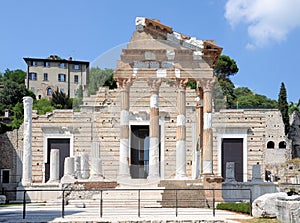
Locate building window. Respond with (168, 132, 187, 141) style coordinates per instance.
(58, 73, 66, 82)
(74, 89, 78, 97)
(74, 75, 78, 83)
(30, 87, 35, 93)
(1, 169, 10, 183)
(279, 141, 286, 149)
(73, 64, 81, 70)
(60, 88, 64, 93)
(29, 72, 37, 81)
(43, 73, 48, 81)
(59, 63, 66, 68)
(267, 141, 275, 149)
(31, 61, 38, 66)
(47, 87, 52, 96)
(44, 61, 50, 67)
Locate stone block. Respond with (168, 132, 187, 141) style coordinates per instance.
(252, 192, 286, 218)
(276, 195, 300, 223)
(0, 195, 6, 204)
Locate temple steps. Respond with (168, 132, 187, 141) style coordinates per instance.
(158, 180, 206, 208)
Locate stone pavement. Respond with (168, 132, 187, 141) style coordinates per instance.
(0, 204, 253, 223)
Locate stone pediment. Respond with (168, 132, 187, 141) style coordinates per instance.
(115, 17, 222, 81)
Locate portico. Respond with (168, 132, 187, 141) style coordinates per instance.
(114, 17, 222, 182)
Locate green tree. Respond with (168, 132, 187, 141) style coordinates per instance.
(278, 82, 290, 135)
(73, 85, 83, 111)
(234, 87, 253, 98)
(11, 102, 24, 129)
(51, 88, 72, 109)
(213, 55, 239, 108)
(87, 67, 116, 96)
(233, 87, 277, 109)
(0, 72, 3, 84)
(0, 80, 35, 115)
(33, 98, 54, 115)
(289, 100, 300, 114)
(3, 69, 27, 84)
(214, 55, 239, 78)
(216, 77, 236, 108)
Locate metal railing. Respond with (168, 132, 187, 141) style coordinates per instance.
(2, 188, 252, 219)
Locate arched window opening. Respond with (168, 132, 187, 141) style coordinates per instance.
(267, 141, 275, 149)
(279, 141, 286, 149)
(47, 87, 52, 96)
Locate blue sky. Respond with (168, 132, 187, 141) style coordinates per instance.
(1, 0, 299, 102)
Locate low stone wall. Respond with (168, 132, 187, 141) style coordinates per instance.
(222, 181, 279, 202)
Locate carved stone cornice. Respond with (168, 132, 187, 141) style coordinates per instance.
(175, 78, 189, 91)
(197, 78, 215, 93)
(147, 78, 162, 93)
(116, 78, 133, 92)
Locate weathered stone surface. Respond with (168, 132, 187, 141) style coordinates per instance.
(0, 195, 6, 204)
(252, 192, 286, 218)
(276, 195, 300, 223)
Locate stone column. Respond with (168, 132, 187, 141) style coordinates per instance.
(196, 86, 204, 176)
(81, 152, 89, 179)
(90, 158, 104, 181)
(21, 96, 33, 186)
(175, 79, 188, 179)
(89, 141, 104, 181)
(198, 78, 215, 175)
(74, 156, 81, 179)
(47, 149, 59, 183)
(61, 157, 75, 184)
(117, 78, 133, 180)
(147, 78, 161, 180)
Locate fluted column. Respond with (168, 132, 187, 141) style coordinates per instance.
(198, 78, 215, 175)
(175, 78, 188, 179)
(117, 78, 133, 179)
(147, 78, 161, 180)
(21, 96, 33, 186)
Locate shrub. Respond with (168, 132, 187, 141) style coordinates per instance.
(216, 202, 250, 214)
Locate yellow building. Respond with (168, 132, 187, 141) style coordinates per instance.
(24, 55, 89, 99)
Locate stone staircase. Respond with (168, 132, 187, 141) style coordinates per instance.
(158, 180, 207, 208)
(46, 180, 209, 208)
(47, 180, 163, 208)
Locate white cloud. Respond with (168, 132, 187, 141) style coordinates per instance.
(225, 0, 300, 48)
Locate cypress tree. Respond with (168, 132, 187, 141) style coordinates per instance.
(278, 82, 290, 135)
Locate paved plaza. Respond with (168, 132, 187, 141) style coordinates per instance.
(0, 204, 253, 223)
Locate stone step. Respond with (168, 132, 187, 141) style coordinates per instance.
(158, 180, 206, 208)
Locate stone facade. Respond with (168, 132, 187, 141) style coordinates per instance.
(213, 109, 290, 182)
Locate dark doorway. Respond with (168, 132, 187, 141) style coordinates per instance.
(130, 125, 150, 179)
(45, 138, 70, 182)
(222, 138, 243, 182)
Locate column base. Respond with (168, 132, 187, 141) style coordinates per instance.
(147, 175, 160, 184)
(89, 175, 104, 182)
(19, 180, 32, 187)
(117, 174, 132, 184)
(46, 179, 60, 184)
(175, 174, 189, 180)
(61, 175, 76, 184)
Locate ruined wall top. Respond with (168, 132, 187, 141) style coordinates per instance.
(114, 17, 222, 81)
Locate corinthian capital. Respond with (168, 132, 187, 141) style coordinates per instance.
(175, 78, 189, 90)
(116, 78, 133, 91)
(148, 78, 162, 93)
(197, 78, 215, 92)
